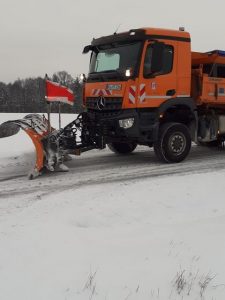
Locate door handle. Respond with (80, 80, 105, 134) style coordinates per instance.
(166, 89, 176, 96)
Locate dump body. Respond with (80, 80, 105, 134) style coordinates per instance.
(191, 50, 225, 107)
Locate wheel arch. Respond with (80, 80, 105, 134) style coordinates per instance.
(158, 97, 198, 141)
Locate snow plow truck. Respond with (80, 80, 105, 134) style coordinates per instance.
(1, 27, 225, 178)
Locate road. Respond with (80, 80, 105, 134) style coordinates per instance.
(0, 145, 224, 204)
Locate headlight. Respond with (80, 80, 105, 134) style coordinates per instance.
(125, 68, 133, 77)
(119, 118, 134, 129)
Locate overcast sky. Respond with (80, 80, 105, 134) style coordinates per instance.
(0, 0, 224, 83)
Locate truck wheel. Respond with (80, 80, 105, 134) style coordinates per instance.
(108, 142, 137, 154)
(154, 123, 191, 163)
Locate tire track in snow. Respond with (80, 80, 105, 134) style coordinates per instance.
(0, 146, 225, 200)
(0, 174, 25, 182)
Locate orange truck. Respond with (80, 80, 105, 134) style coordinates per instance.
(79, 27, 225, 162)
(2, 27, 225, 178)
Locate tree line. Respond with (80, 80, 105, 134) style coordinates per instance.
(0, 71, 83, 114)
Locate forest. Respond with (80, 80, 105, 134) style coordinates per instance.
(0, 71, 83, 113)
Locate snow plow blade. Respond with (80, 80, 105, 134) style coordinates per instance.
(0, 113, 94, 179)
(0, 114, 61, 179)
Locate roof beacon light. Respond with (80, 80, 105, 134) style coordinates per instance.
(179, 27, 185, 31)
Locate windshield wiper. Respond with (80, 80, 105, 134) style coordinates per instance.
(89, 72, 107, 81)
(89, 69, 126, 81)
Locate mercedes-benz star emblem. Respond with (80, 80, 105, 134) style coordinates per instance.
(97, 97, 106, 110)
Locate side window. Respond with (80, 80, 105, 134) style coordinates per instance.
(202, 64, 225, 78)
(144, 44, 173, 77)
(163, 46, 173, 73)
(217, 65, 225, 78)
(143, 46, 153, 75)
(202, 64, 216, 77)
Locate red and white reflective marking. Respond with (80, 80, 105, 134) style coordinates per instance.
(92, 89, 112, 96)
(139, 84, 146, 103)
(128, 86, 136, 104)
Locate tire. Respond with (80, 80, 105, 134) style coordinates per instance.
(154, 122, 191, 163)
(108, 142, 137, 154)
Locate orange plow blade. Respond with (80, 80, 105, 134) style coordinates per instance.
(23, 128, 46, 179)
(0, 114, 61, 179)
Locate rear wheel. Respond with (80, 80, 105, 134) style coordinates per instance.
(154, 122, 191, 163)
(108, 142, 137, 154)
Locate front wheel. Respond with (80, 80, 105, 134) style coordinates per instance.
(108, 142, 137, 154)
(154, 123, 191, 163)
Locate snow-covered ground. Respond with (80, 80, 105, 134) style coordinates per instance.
(1, 113, 225, 300)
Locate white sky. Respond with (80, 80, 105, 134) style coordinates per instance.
(0, 0, 224, 83)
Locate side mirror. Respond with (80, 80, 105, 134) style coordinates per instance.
(151, 42, 165, 75)
(83, 45, 93, 54)
(79, 73, 86, 83)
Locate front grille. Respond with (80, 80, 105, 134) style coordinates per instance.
(86, 97, 123, 111)
(87, 110, 121, 118)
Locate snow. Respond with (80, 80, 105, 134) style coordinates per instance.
(1, 113, 225, 299)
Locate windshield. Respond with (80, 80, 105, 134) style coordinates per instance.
(89, 42, 142, 75)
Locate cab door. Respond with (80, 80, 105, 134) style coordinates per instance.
(137, 40, 177, 108)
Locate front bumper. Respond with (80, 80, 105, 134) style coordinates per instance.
(84, 108, 159, 144)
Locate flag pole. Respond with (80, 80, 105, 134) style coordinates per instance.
(47, 102, 51, 133)
(58, 102, 61, 129)
(45, 74, 51, 133)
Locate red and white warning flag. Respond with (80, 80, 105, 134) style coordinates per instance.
(45, 80, 75, 106)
